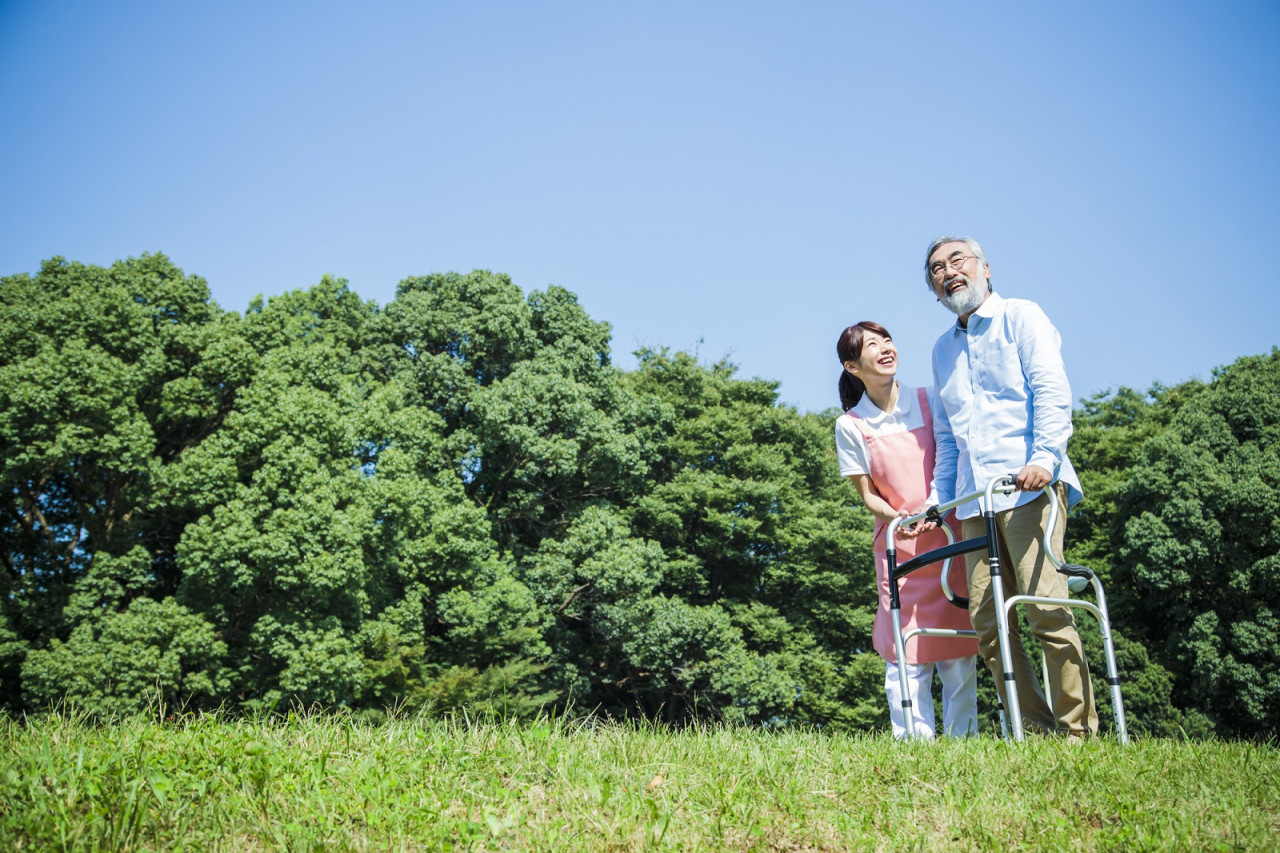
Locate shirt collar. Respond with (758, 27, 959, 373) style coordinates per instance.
(856, 381, 912, 421)
(954, 289, 1001, 331)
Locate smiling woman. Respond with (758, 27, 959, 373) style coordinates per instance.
(833, 321, 980, 739)
(836, 321, 893, 412)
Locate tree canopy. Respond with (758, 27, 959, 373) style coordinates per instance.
(2, 255, 1276, 738)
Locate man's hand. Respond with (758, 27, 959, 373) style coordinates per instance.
(895, 507, 937, 540)
(1015, 464, 1052, 492)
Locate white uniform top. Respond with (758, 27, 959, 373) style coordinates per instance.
(834, 383, 939, 477)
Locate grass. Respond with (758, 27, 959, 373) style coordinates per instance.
(2, 710, 1278, 851)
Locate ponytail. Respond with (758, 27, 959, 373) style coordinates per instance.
(839, 372, 865, 411)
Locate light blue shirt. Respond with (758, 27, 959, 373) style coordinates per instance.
(930, 292, 1083, 519)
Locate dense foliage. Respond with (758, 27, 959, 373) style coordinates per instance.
(2, 255, 1276, 738)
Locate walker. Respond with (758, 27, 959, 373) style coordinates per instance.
(884, 474, 1129, 743)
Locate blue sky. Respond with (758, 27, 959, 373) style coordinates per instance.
(2, 1, 1277, 414)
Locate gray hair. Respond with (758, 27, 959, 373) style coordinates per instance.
(924, 236, 988, 289)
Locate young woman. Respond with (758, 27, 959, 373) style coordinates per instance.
(835, 321, 979, 738)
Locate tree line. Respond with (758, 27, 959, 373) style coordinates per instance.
(1, 255, 1276, 738)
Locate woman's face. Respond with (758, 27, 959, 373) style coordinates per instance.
(845, 332, 897, 380)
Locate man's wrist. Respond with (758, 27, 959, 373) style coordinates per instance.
(1026, 455, 1058, 475)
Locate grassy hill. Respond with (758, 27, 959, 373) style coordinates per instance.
(3, 710, 1277, 851)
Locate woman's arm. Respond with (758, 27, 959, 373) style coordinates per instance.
(848, 474, 936, 539)
(847, 474, 899, 524)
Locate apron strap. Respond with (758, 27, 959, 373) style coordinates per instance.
(916, 387, 931, 427)
(844, 408, 874, 439)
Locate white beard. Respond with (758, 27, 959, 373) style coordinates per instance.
(939, 275, 987, 317)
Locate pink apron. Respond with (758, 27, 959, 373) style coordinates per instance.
(848, 388, 978, 664)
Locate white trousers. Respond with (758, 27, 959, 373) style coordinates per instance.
(885, 656, 979, 739)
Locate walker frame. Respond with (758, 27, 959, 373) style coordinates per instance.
(884, 474, 1129, 743)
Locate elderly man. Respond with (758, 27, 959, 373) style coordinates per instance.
(924, 235, 1098, 738)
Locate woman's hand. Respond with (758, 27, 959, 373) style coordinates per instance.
(895, 507, 936, 540)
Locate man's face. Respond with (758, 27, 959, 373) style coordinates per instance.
(928, 241, 990, 318)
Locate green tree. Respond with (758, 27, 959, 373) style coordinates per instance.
(1067, 381, 1212, 737)
(1, 255, 236, 711)
(21, 596, 228, 716)
(616, 350, 877, 726)
(361, 271, 663, 712)
(1114, 349, 1280, 737)
(170, 275, 550, 713)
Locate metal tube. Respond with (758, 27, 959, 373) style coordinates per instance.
(1092, 582, 1130, 744)
(984, 475, 1024, 741)
(885, 537, 917, 738)
(889, 607, 916, 738)
(902, 628, 979, 640)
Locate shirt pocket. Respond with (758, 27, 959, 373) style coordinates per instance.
(979, 330, 1027, 403)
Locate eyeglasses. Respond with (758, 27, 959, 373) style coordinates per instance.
(929, 255, 979, 279)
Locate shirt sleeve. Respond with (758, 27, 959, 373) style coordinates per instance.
(922, 387, 943, 507)
(834, 415, 871, 477)
(1012, 302, 1074, 474)
(929, 367, 958, 507)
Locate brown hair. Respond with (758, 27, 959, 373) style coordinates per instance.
(836, 321, 892, 411)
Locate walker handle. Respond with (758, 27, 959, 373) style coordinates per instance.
(1040, 483, 1096, 594)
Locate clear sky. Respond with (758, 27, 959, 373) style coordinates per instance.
(2, 1, 1277, 414)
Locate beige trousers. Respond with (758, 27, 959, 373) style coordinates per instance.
(961, 487, 1099, 736)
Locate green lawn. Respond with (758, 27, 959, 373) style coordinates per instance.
(3, 711, 1277, 851)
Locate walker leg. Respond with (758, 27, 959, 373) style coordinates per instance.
(986, 508, 1023, 741)
(1093, 583, 1130, 744)
(888, 551, 919, 739)
(890, 609, 918, 739)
